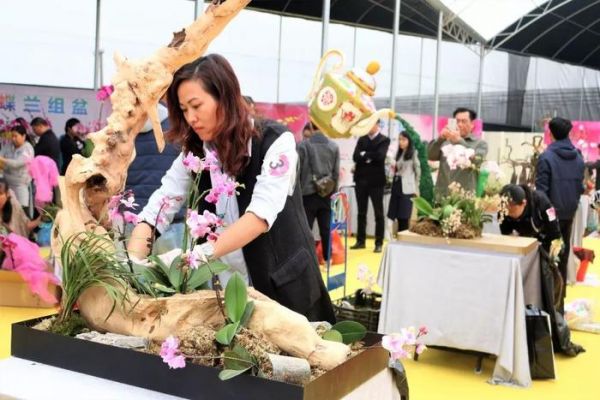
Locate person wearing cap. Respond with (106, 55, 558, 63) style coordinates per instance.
(535, 117, 584, 313)
(499, 184, 562, 254)
(428, 107, 488, 197)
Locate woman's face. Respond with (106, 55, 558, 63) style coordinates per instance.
(399, 135, 409, 150)
(177, 80, 219, 142)
(11, 131, 26, 148)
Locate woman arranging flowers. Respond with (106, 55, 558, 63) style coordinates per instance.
(128, 54, 335, 323)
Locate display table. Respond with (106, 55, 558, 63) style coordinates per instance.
(377, 232, 541, 387)
(0, 356, 402, 400)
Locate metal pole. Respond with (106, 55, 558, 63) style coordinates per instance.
(99, 49, 104, 86)
(390, 0, 401, 114)
(321, 0, 331, 56)
(93, 0, 101, 90)
(417, 37, 424, 114)
(276, 16, 283, 103)
(194, 0, 203, 19)
(578, 67, 586, 121)
(476, 43, 485, 118)
(433, 10, 443, 139)
(352, 27, 358, 67)
(530, 58, 538, 132)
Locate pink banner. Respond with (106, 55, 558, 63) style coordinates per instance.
(402, 113, 483, 141)
(255, 103, 309, 142)
(544, 121, 600, 162)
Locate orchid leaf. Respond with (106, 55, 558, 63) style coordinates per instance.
(331, 321, 367, 344)
(215, 322, 239, 345)
(239, 301, 255, 327)
(322, 330, 343, 343)
(187, 261, 229, 290)
(219, 367, 252, 380)
(225, 272, 247, 323)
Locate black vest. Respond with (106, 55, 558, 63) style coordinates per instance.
(197, 120, 335, 323)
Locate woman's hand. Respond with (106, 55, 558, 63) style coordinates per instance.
(127, 222, 154, 259)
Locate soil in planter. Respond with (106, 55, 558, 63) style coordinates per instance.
(231, 327, 281, 378)
(410, 219, 442, 237)
(33, 314, 90, 337)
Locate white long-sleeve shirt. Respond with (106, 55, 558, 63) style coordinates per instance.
(137, 131, 298, 284)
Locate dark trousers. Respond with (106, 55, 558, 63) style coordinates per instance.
(355, 181, 385, 246)
(396, 218, 409, 232)
(557, 218, 573, 313)
(303, 194, 331, 261)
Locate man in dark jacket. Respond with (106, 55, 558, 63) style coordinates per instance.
(351, 120, 390, 253)
(59, 118, 85, 175)
(125, 104, 183, 254)
(499, 184, 562, 252)
(31, 117, 60, 169)
(535, 117, 584, 313)
(297, 122, 340, 262)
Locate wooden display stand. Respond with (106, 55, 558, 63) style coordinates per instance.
(397, 231, 538, 255)
(0, 270, 59, 308)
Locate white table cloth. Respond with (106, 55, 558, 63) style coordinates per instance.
(377, 240, 541, 387)
(0, 356, 400, 399)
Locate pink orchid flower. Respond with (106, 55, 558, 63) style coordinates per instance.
(183, 152, 202, 173)
(205, 173, 239, 204)
(123, 211, 140, 225)
(160, 335, 186, 369)
(203, 150, 220, 172)
(96, 85, 114, 102)
(186, 210, 222, 240)
(120, 195, 138, 209)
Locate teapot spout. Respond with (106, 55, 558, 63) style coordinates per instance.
(350, 109, 395, 136)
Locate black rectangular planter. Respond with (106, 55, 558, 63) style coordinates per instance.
(12, 316, 390, 399)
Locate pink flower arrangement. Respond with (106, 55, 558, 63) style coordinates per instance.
(96, 85, 114, 102)
(205, 173, 240, 204)
(186, 210, 222, 241)
(182, 152, 202, 173)
(382, 326, 428, 362)
(107, 190, 139, 228)
(441, 144, 475, 170)
(160, 335, 186, 369)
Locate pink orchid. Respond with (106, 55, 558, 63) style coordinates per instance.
(442, 144, 475, 170)
(183, 152, 202, 173)
(382, 325, 428, 362)
(382, 333, 410, 361)
(108, 207, 123, 224)
(205, 173, 239, 204)
(108, 193, 122, 210)
(186, 210, 222, 240)
(203, 150, 220, 172)
(160, 335, 186, 369)
(123, 211, 140, 225)
(96, 85, 114, 102)
(120, 194, 138, 209)
(418, 326, 429, 336)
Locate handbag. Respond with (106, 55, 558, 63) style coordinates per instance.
(305, 141, 335, 198)
(525, 304, 556, 379)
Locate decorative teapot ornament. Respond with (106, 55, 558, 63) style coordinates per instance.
(308, 49, 394, 138)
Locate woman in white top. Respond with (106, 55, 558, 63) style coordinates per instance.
(0, 123, 34, 210)
(128, 54, 335, 323)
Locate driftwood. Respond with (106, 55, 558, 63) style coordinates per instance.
(52, 0, 251, 254)
(79, 286, 350, 371)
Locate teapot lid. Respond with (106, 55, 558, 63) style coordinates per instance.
(347, 61, 380, 97)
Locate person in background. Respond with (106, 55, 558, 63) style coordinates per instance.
(297, 122, 340, 262)
(59, 118, 85, 175)
(535, 117, 585, 314)
(0, 123, 34, 212)
(0, 177, 40, 237)
(585, 143, 600, 190)
(125, 103, 184, 254)
(31, 117, 60, 169)
(243, 95, 256, 118)
(428, 107, 488, 196)
(387, 130, 420, 236)
(128, 54, 335, 323)
(351, 120, 390, 253)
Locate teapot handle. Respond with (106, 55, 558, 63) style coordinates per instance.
(308, 49, 345, 100)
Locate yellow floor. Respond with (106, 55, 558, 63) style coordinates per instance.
(1, 238, 599, 399)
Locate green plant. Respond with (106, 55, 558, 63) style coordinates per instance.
(57, 232, 135, 325)
(321, 321, 367, 345)
(215, 272, 255, 347)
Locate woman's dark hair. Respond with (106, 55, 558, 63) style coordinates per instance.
(0, 178, 12, 225)
(11, 124, 27, 137)
(65, 118, 81, 134)
(166, 54, 257, 176)
(395, 131, 414, 161)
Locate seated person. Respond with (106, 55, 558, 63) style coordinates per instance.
(499, 184, 562, 253)
(0, 177, 41, 237)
